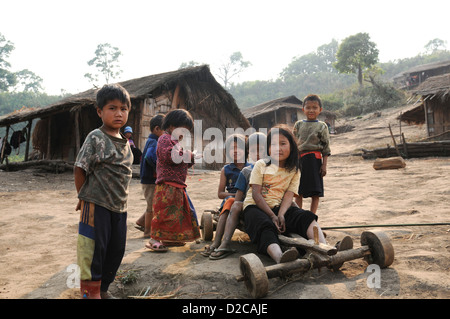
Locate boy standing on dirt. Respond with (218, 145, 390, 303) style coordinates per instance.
(135, 114, 165, 238)
(74, 84, 133, 299)
(293, 94, 330, 214)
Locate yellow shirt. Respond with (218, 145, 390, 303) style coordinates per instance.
(243, 159, 300, 210)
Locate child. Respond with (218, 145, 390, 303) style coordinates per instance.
(243, 125, 327, 264)
(135, 114, 165, 240)
(123, 126, 135, 147)
(293, 94, 331, 214)
(208, 132, 267, 260)
(146, 109, 200, 250)
(74, 83, 133, 299)
(201, 134, 249, 257)
(124, 126, 142, 164)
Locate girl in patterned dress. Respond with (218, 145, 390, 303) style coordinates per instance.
(146, 109, 200, 251)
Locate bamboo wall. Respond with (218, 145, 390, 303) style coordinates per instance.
(425, 97, 450, 136)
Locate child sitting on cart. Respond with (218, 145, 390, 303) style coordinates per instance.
(203, 132, 267, 259)
(201, 134, 249, 257)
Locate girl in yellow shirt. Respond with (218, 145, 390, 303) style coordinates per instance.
(243, 125, 327, 263)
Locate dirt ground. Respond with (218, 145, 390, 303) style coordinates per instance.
(0, 104, 449, 300)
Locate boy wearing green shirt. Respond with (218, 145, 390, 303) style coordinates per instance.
(293, 94, 330, 214)
(74, 84, 133, 299)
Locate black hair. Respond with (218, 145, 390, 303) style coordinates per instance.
(247, 132, 267, 159)
(266, 124, 299, 172)
(225, 133, 248, 163)
(150, 114, 164, 131)
(96, 83, 131, 109)
(302, 94, 322, 108)
(161, 109, 194, 131)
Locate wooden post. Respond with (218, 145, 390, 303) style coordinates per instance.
(388, 123, 401, 157)
(74, 110, 80, 155)
(313, 226, 319, 245)
(1, 125, 10, 164)
(402, 133, 408, 158)
(171, 84, 181, 109)
(24, 120, 32, 162)
(46, 117, 51, 159)
(423, 99, 429, 137)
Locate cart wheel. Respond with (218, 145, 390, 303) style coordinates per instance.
(201, 211, 214, 241)
(361, 230, 394, 268)
(239, 253, 269, 298)
(331, 235, 354, 271)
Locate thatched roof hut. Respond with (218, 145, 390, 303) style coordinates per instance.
(393, 60, 450, 90)
(242, 95, 337, 133)
(0, 65, 250, 168)
(398, 73, 450, 137)
(242, 96, 303, 131)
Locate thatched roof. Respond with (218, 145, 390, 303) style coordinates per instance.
(393, 60, 450, 79)
(0, 65, 249, 129)
(412, 73, 450, 98)
(398, 74, 450, 125)
(241, 96, 302, 119)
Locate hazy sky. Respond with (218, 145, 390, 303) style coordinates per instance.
(1, 0, 449, 95)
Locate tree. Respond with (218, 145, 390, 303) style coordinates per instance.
(84, 43, 122, 87)
(0, 32, 17, 92)
(424, 38, 447, 54)
(216, 51, 251, 88)
(281, 39, 339, 79)
(316, 39, 339, 73)
(13, 69, 43, 93)
(334, 33, 379, 94)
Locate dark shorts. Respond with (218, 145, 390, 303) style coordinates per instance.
(299, 153, 324, 198)
(243, 205, 318, 255)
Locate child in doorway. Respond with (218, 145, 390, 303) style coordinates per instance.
(293, 94, 331, 214)
(124, 126, 142, 164)
(135, 114, 165, 239)
(201, 134, 249, 257)
(74, 84, 133, 299)
(146, 109, 200, 251)
(123, 126, 136, 147)
(208, 132, 267, 260)
(243, 125, 327, 264)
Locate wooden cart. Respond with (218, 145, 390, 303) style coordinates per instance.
(237, 229, 395, 298)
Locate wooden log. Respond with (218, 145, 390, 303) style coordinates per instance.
(373, 156, 406, 170)
(363, 140, 450, 159)
(264, 246, 371, 280)
(0, 159, 73, 172)
(278, 234, 337, 256)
